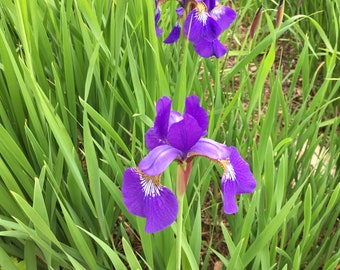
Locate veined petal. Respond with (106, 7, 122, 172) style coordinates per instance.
(167, 114, 203, 154)
(221, 175, 238, 214)
(184, 9, 221, 43)
(154, 96, 172, 139)
(213, 39, 228, 58)
(210, 6, 236, 31)
(184, 95, 208, 135)
(146, 96, 172, 150)
(145, 127, 164, 150)
(189, 138, 228, 160)
(122, 168, 178, 233)
(122, 168, 147, 217)
(169, 110, 183, 127)
(227, 146, 256, 194)
(203, 0, 216, 11)
(138, 145, 181, 176)
(217, 146, 256, 214)
(145, 186, 178, 233)
(193, 38, 227, 58)
(164, 24, 181, 44)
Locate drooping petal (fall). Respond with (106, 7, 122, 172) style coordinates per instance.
(220, 146, 256, 214)
(221, 175, 238, 213)
(184, 9, 221, 43)
(189, 138, 228, 160)
(193, 38, 227, 58)
(122, 168, 178, 233)
(144, 186, 178, 233)
(122, 168, 147, 217)
(164, 24, 181, 44)
(138, 145, 181, 176)
(210, 5, 236, 31)
(227, 146, 257, 194)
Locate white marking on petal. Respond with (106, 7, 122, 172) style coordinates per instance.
(217, 158, 236, 182)
(195, 2, 209, 25)
(211, 6, 223, 19)
(225, 162, 236, 181)
(195, 11, 209, 25)
(140, 175, 162, 197)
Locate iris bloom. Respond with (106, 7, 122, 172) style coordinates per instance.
(122, 96, 256, 233)
(155, 0, 236, 58)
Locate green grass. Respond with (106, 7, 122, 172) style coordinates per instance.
(0, 0, 339, 269)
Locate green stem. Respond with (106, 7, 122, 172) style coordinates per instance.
(176, 162, 192, 270)
(176, 193, 184, 270)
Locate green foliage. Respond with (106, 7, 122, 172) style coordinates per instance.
(0, 0, 339, 269)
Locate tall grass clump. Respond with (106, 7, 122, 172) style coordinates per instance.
(0, 0, 339, 269)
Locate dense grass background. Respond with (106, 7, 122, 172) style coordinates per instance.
(0, 0, 339, 269)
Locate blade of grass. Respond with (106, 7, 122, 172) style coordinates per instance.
(122, 237, 142, 270)
(242, 182, 306, 267)
(78, 227, 126, 269)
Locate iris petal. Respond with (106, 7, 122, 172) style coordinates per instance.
(167, 114, 203, 154)
(154, 96, 172, 140)
(193, 38, 227, 58)
(146, 96, 172, 150)
(122, 168, 146, 217)
(164, 24, 181, 44)
(122, 168, 178, 233)
(220, 146, 256, 214)
(221, 175, 238, 214)
(189, 138, 228, 160)
(176, 7, 184, 16)
(227, 146, 257, 194)
(184, 95, 208, 135)
(203, 0, 216, 11)
(210, 6, 236, 31)
(169, 110, 183, 127)
(212, 39, 228, 58)
(138, 145, 181, 176)
(184, 10, 221, 43)
(144, 187, 178, 233)
(145, 127, 163, 150)
(154, 7, 163, 36)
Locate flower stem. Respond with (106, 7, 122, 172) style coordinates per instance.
(175, 162, 191, 270)
(176, 193, 184, 270)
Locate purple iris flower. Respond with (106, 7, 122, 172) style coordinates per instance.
(164, 8, 184, 44)
(193, 38, 227, 58)
(217, 146, 257, 214)
(154, 0, 236, 58)
(184, 1, 236, 57)
(154, 5, 163, 36)
(122, 96, 256, 233)
(122, 168, 178, 233)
